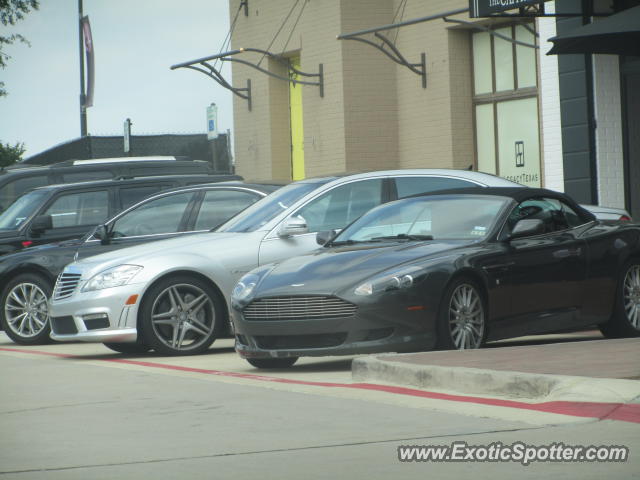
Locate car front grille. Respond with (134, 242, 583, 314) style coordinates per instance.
(53, 272, 82, 300)
(255, 333, 347, 350)
(243, 296, 356, 321)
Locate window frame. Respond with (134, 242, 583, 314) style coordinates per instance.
(40, 188, 112, 230)
(471, 23, 541, 179)
(107, 190, 198, 240)
(190, 188, 263, 232)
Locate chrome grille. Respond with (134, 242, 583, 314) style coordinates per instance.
(243, 296, 356, 321)
(53, 272, 82, 300)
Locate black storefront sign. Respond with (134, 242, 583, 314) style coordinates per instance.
(469, 0, 548, 17)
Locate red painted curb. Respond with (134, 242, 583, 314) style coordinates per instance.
(2, 346, 638, 424)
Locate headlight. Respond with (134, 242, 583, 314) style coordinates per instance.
(82, 264, 143, 292)
(354, 266, 422, 296)
(232, 273, 261, 302)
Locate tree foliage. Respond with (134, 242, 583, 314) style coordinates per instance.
(0, 0, 39, 97)
(0, 141, 25, 167)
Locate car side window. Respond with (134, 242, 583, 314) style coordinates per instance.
(194, 190, 260, 231)
(44, 190, 109, 228)
(110, 192, 195, 238)
(0, 175, 49, 211)
(395, 177, 477, 199)
(119, 185, 168, 210)
(507, 197, 583, 235)
(62, 170, 113, 182)
(294, 179, 384, 233)
(557, 200, 586, 228)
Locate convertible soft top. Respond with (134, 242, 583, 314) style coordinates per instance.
(411, 186, 597, 223)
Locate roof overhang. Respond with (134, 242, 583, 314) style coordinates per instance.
(548, 5, 640, 56)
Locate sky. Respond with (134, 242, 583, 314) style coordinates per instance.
(0, 0, 234, 158)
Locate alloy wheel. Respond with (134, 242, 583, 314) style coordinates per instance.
(448, 283, 484, 350)
(4, 282, 49, 339)
(150, 283, 215, 352)
(623, 265, 640, 330)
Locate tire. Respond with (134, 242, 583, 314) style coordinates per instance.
(139, 275, 225, 356)
(599, 260, 640, 338)
(0, 273, 53, 345)
(103, 342, 153, 354)
(435, 277, 487, 350)
(246, 357, 298, 369)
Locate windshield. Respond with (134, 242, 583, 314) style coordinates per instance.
(217, 181, 327, 233)
(334, 195, 510, 244)
(0, 189, 49, 231)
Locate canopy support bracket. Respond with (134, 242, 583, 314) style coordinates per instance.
(171, 47, 323, 112)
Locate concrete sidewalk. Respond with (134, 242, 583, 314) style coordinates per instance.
(352, 337, 640, 404)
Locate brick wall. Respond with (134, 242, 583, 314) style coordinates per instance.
(538, 1, 565, 192)
(593, 54, 625, 209)
(229, 0, 560, 183)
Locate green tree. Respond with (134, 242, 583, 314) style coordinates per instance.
(0, 141, 25, 167)
(1, 0, 39, 97)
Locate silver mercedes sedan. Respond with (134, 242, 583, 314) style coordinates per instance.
(46, 169, 626, 355)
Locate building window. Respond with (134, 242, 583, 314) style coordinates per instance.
(472, 24, 541, 187)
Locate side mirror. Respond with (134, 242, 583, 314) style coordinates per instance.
(316, 230, 337, 246)
(509, 219, 545, 240)
(96, 224, 111, 245)
(278, 215, 309, 237)
(30, 215, 52, 234)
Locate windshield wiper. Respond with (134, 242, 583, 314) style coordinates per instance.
(371, 234, 434, 242)
(328, 239, 357, 246)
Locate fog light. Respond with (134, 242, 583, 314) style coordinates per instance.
(82, 313, 110, 330)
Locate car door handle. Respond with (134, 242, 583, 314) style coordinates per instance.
(553, 247, 582, 259)
(482, 262, 515, 272)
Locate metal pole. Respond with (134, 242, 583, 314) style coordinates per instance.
(78, 0, 87, 137)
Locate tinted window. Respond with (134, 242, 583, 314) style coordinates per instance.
(62, 170, 113, 182)
(395, 176, 478, 199)
(44, 191, 109, 228)
(0, 175, 49, 211)
(507, 197, 586, 234)
(111, 192, 194, 237)
(0, 189, 49, 230)
(119, 185, 168, 209)
(294, 179, 384, 233)
(194, 190, 260, 231)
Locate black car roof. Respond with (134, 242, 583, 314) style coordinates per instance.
(411, 187, 596, 222)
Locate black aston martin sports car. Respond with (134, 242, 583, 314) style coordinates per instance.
(230, 187, 640, 369)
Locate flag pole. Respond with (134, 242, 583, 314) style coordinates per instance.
(78, 0, 88, 137)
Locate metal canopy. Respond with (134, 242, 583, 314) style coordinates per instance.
(337, 6, 540, 88)
(171, 48, 324, 111)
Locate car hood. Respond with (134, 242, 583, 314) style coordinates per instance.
(71, 231, 257, 276)
(254, 239, 475, 296)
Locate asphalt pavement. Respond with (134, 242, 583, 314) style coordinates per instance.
(0, 330, 638, 479)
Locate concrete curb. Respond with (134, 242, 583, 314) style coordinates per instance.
(352, 354, 640, 404)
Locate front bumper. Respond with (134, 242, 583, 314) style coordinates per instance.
(231, 295, 437, 359)
(49, 283, 145, 343)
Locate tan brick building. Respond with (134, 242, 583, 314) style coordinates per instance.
(225, 0, 640, 216)
(228, 0, 490, 181)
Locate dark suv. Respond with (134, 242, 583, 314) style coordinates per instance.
(0, 182, 280, 345)
(0, 174, 239, 256)
(0, 157, 220, 212)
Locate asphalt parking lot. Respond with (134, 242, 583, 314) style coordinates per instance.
(1, 330, 638, 480)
